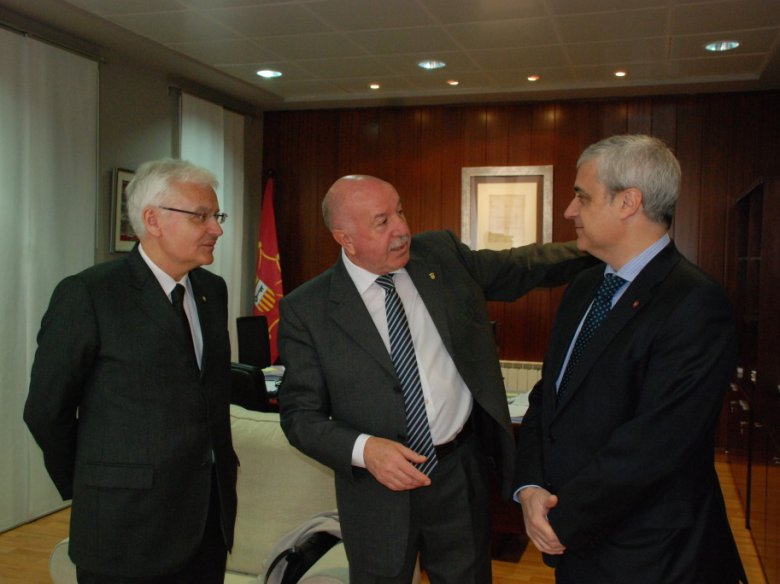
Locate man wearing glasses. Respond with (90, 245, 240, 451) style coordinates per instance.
(24, 159, 237, 583)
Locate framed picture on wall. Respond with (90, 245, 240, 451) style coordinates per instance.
(461, 165, 553, 250)
(111, 168, 138, 252)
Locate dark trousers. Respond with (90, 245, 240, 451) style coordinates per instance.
(349, 432, 492, 584)
(77, 471, 227, 584)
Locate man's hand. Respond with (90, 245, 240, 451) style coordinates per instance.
(363, 437, 432, 491)
(519, 487, 566, 555)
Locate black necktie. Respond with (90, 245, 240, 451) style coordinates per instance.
(558, 273, 626, 398)
(171, 284, 198, 368)
(376, 274, 437, 475)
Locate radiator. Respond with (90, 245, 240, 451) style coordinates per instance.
(500, 360, 543, 393)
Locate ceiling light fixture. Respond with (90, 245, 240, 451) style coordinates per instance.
(705, 40, 740, 52)
(417, 59, 446, 70)
(614, 70, 627, 78)
(369, 83, 381, 90)
(447, 80, 459, 86)
(256, 69, 282, 79)
(527, 75, 540, 82)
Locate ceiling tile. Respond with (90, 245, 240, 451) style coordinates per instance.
(253, 33, 361, 60)
(671, 29, 779, 59)
(566, 38, 668, 66)
(420, 0, 547, 24)
(470, 45, 568, 70)
(306, 0, 435, 30)
(205, 4, 329, 37)
(670, 54, 766, 78)
(446, 18, 557, 49)
(168, 38, 276, 65)
(556, 8, 667, 43)
(673, 0, 780, 35)
(347, 26, 459, 55)
(109, 10, 239, 43)
(295, 56, 396, 79)
(65, 0, 184, 15)
(546, 0, 666, 15)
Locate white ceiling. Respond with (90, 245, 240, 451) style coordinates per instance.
(3, 0, 780, 110)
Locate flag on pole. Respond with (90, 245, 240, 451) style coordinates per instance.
(253, 173, 284, 364)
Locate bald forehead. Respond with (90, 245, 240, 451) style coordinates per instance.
(324, 175, 396, 228)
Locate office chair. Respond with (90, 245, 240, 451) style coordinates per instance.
(229, 362, 274, 412)
(236, 315, 272, 368)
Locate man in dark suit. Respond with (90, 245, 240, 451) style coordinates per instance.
(514, 135, 747, 583)
(24, 159, 238, 584)
(278, 174, 595, 583)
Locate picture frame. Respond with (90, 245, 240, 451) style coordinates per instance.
(111, 168, 138, 252)
(461, 165, 553, 250)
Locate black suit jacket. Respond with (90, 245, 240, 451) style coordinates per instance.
(24, 247, 238, 578)
(514, 242, 746, 583)
(278, 230, 595, 575)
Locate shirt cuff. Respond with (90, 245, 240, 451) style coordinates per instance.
(351, 433, 371, 467)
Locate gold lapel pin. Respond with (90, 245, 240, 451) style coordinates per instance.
(429, 272, 436, 280)
(201, 296, 207, 302)
(632, 300, 640, 308)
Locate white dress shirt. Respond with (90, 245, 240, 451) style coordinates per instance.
(342, 250, 472, 467)
(138, 243, 203, 369)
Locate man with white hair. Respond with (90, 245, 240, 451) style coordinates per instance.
(25, 159, 238, 583)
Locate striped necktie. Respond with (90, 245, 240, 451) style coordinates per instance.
(376, 274, 437, 475)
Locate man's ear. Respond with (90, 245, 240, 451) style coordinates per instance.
(619, 188, 643, 218)
(331, 228, 354, 254)
(143, 207, 162, 237)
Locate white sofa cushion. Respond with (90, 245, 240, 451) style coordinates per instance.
(227, 405, 338, 577)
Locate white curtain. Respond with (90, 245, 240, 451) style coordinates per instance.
(180, 93, 246, 359)
(0, 29, 98, 531)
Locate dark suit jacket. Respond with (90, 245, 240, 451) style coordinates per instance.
(24, 247, 238, 578)
(514, 242, 746, 583)
(278, 230, 595, 576)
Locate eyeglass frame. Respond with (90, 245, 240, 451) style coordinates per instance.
(157, 205, 228, 225)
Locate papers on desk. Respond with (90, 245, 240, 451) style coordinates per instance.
(262, 365, 285, 397)
(507, 392, 530, 423)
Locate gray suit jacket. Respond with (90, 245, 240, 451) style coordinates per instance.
(278, 230, 594, 575)
(514, 242, 746, 583)
(24, 247, 238, 578)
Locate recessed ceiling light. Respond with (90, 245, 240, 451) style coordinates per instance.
(527, 75, 540, 82)
(256, 69, 282, 79)
(369, 83, 381, 90)
(447, 79, 459, 86)
(417, 59, 446, 70)
(614, 70, 627, 78)
(705, 40, 740, 52)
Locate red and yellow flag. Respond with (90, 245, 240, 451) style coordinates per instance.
(253, 174, 284, 364)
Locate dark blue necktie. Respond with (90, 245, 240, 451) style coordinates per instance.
(558, 273, 626, 398)
(376, 274, 437, 475)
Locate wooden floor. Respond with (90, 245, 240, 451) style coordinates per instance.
(0, 458, 766, 584)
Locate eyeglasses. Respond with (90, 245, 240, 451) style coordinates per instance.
(158, 206, 228, 225)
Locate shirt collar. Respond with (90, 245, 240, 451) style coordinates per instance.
(341, 249, 408, 294)
(607, 233, 671, 283)
(138, 243, 190, 295)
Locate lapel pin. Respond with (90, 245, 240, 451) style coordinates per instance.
(632, 300, 640, 308)
(429, 272, 436, 280)
(201, 296, 207, 302)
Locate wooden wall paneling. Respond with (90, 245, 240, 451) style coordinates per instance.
(436, 107, 468, 236)
(262, 91, 780, 363)
(673, 96, 704, 264)
(601, 100, 629, 136)
(506, 104, 533, 166)
(699, 95, 734, 284)
(626, 98, 654, 135)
